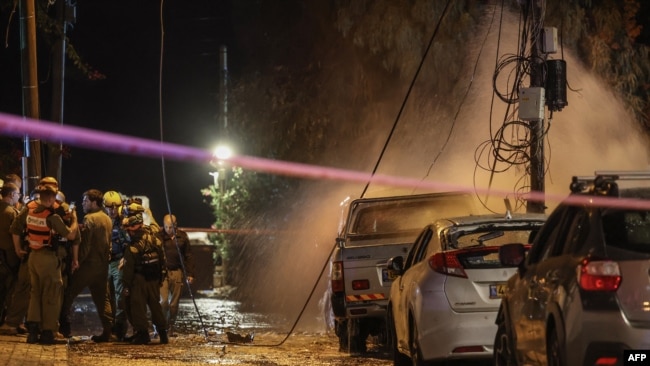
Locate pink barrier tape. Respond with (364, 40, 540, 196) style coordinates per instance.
(1, 112, 649, 210)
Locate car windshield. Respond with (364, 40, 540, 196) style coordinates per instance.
(452, 229, 533, 250)
(602, 209, 650, 255)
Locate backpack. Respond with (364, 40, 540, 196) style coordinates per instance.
(136, 233, 165, 281)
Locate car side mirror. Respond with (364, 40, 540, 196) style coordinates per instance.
(499, 243, 526, 268)
(387, 256, 405, 275)
(335, 237, 345, 248)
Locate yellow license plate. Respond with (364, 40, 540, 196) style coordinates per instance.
(489, 283, 507, 299)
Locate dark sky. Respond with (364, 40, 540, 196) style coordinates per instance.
(8, 1, 235, 227)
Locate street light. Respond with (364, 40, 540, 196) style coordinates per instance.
(210, 144, 234, 193)
(212, 144, 233, 161)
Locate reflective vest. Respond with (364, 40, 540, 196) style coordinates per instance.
(26, 201, 54, 251)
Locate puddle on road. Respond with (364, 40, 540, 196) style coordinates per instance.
(71, 293, 282, 338)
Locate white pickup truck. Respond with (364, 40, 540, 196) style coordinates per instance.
(329, 192, 476, 352)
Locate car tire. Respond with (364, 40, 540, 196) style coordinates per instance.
(546, 325, 566, 366)
(337, 319, 367, 353)
(335, 319, 349, 352)
(409, 321, 425, 366)
(387, 308, 410, 366)
(493, 316, 517, 366)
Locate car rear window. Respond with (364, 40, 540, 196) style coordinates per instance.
(453, 229, 534, 250)
(602, 209, 650, 256)
(350, 197, 473, 235)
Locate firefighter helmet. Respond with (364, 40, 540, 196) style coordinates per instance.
(39, 176, 59, 190)
(103, 191, 123, 208)
(37, 184, 57, 195)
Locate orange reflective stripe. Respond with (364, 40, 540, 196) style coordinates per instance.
(344, 293, 386, 302)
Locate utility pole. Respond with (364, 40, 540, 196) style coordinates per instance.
(19, 0, 42, 196)
(47, 0, 76, 185)
(525, 0, 545, 214)
(217, 45, 229, 192)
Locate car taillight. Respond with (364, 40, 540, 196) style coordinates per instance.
(594, 356, 618, 366)
(429, 251, 467, 278)
(331, 261, 344, 292)
(578, 258, 621, 292)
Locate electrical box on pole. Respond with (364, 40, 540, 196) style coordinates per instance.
(519, 87, 545, 121)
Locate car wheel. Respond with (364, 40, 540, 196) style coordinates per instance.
(335, 319, 349, 352)
(387, 308, 410, 366)
(338, 319, 367, 353)
(546, 325, 566, 366)
(409, 322, 425, 366)
(493, 317, 516, 366)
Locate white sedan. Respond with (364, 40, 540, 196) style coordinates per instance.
(387, 213, 546, 365)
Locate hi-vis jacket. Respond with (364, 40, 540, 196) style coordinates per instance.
(26, 200, 55, 250)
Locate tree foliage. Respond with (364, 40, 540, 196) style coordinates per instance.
(546, 0, 650, 128)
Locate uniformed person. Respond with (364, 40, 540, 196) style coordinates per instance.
(10, 184, 78, 344)
(59, 189, 114, 342)
(121, 207, 168, 344)
(0, 183, 21, 330)
(103, 190, 130, 340)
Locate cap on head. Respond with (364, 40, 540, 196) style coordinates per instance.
(39, 177, 59, 190)
(103, 191, 123, 208)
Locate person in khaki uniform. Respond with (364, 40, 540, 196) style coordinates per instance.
(121, 207, 168, 344)
(0, 183, 21, 330)
(10, 184, 78, 344)
(59, 189, 114, 342)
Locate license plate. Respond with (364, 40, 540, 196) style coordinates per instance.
(382, 268, 397, 282)
(489, 283, 507, 299)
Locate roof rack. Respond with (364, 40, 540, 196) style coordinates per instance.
(570, 170, 650, 194)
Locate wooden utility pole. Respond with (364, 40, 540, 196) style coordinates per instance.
(20, 0, 42, 195)
(526, 0, 545, 214)
(48, 0, 75, 184)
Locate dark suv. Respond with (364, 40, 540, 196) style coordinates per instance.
(494, 171, 650, 366)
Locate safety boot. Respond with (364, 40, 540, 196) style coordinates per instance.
(158, 329, 168, 344)
(26, 322, 40, 344)
(130, 330, 151, 345)
(112, 322, 126, 341)
(58, 320, 71, 338)
(91, 328, 113, 343)
(39, 330, 55, 345)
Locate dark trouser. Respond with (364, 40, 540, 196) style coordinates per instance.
(4, 257, 30, 327)
(60, 260, 113, 334)
(128, 273, 167, 333)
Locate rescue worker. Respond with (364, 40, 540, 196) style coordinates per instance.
(10, 184, 78, 344)
(53, 191, 77, 298)
(157, 214, 194, 337)
(59, 189, 114, 342)
(103, 190, 130, 340)
(0, 183, 21, 332)
(1, 189, 40, 335)
(121, 207, 168, 344)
